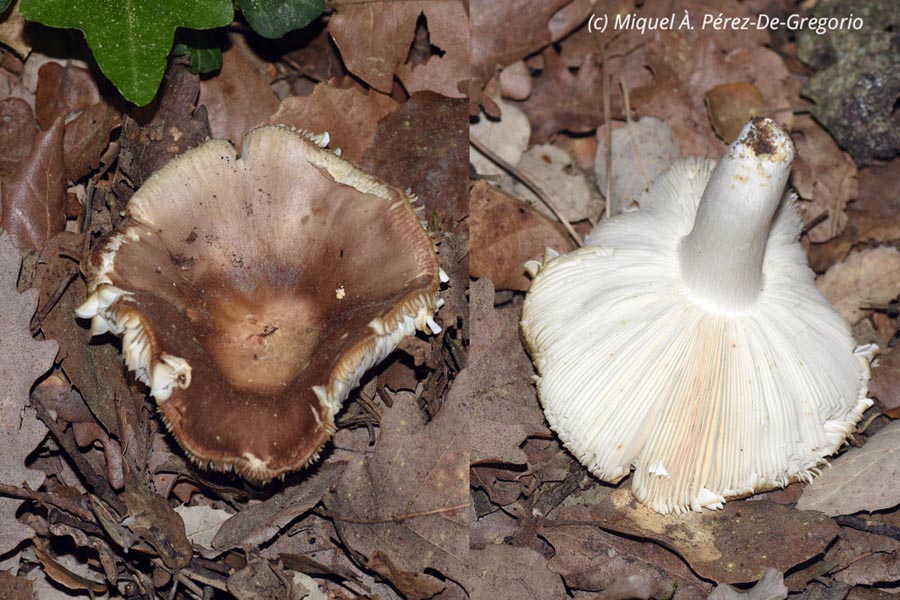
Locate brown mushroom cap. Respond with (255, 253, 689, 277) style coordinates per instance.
(77, 126, 441, 480)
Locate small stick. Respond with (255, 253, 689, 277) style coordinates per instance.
(470, 136, 583, 247)
(0, 482, 96, 523)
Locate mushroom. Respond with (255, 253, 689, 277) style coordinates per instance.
(76, 126, 443, 480)
(521, 118, 874, 514)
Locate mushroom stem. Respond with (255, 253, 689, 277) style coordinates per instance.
(678, 118, 795, 312)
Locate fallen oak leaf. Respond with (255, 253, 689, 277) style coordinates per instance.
(0, 232, 56, 555)
(323, 390, 468, 591)
(0, 117, 66, 251)
(270, 84, 398, 163)
(797, 421, 900, 516)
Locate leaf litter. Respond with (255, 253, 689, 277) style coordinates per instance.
(469, 0, 900, 597)
(0, 5, 469, 598)
(1, 0, 900, 597)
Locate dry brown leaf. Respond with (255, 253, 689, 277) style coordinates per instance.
(63, 101, 121, 182)
(0, 117, 65, 251)
(469, 544, 565, 600)
(705, 82, 767, 143)
(395, 0, 467, 98)
(469, 97, 531, 176)
(595, 117, 681, 213)
(199, 44, 279, 151)
(470, 0, 571, 87)
(817, 246, 900, 325)
(521, 48, 602, 143)
(792, 116, 858, 243)
(34, 62, 100, 130)
(589, 488, 839, 584)
(119, 65, 210, 188)
(270, 84, 398, 163)
(32, 539, 107, 594)
(361, 92, 468, 230)
(542, 511, 708, 596)
(0, 97, 37, 178)
(328, 2, 422, 94)
(211, 461, 345, 553)
(853, 159, 900, 245)
(174, 504, 233, 551)
(463, 278, 550, 464)
(0, 570, 32, 600)
(0, 232, 56, 555)
(122, 470, 192, 570)
(367, 551, 445, 600)
(324, 390, 468, 589)
(228, 558, 304, 600)
(829, 528, 900, 587)
(470, 181, 574, 291)
(709, 569, 787, 600)
(870, 349, 900, 411)
(512, 143, 602, 222)
(797, 421, 900, 516)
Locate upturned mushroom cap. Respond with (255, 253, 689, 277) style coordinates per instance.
(77, 126, 442, 480)
(521, 118, 873, 514)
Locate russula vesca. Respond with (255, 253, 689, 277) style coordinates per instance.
(521, 118, 874, 514)
(77, 126, 444, 480)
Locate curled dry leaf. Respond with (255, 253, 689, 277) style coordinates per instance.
(817, 246, 900, 325)
(199, 43, 279, 151)
(0, 117, 66, 251)
(270, 84, 398, 163)
(470, 181, 574, 291)
(797, 421, 900, 516)
(705, 82, 767, 143)
(0, 232, 57, 555)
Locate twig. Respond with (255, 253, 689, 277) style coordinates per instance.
(801, 212, 828, 236)
(32, 400, 127, 515)
(602, 44, 613, 219)
(834, 515, 900, 542)
(327, 502, 468, 524)
(181, 569, 228, 592)
(469, 136, 583, 247)
(0, 482, 96, 523)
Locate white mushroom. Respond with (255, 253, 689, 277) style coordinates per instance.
(521, 118, 874, 514)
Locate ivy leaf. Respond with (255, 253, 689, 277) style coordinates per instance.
(20, 0, 234, 105)
(240, 0, 323, 39)
(173, 43, 223, 74)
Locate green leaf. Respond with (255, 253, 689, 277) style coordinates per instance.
(173, 43, 223, 74)
(0, 0, 13, 14)
(20, 0, 234, 105)
(241, 0, 323, 39)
